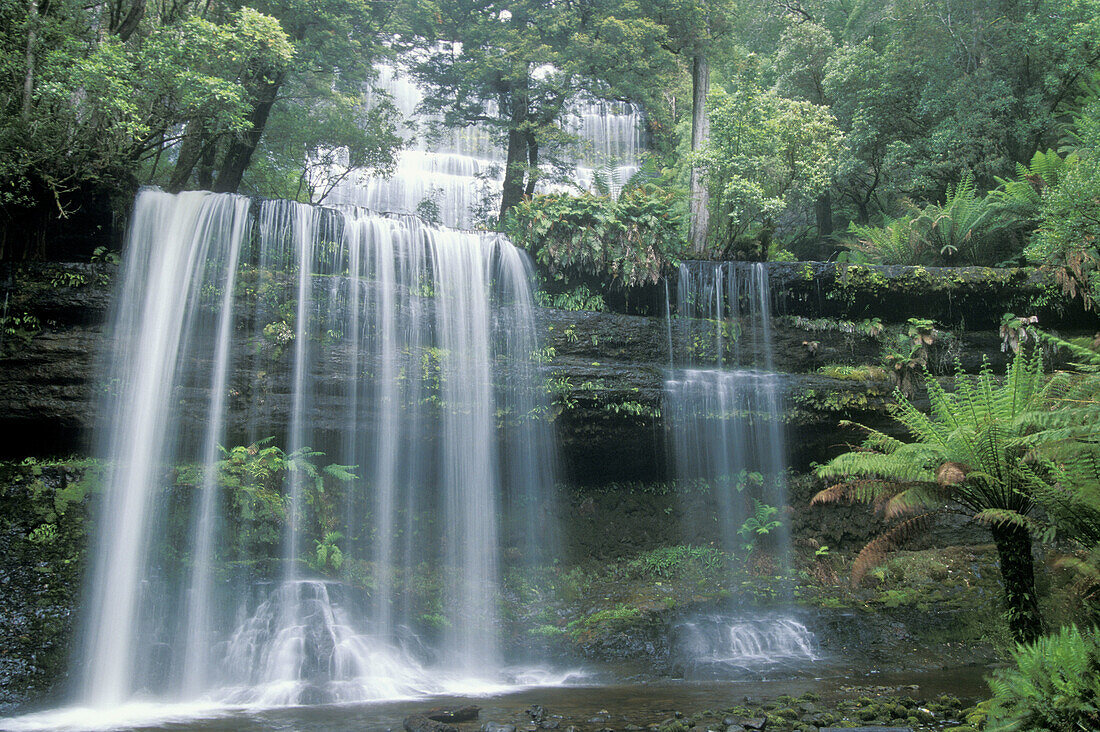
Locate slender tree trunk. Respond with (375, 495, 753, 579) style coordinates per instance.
(213, 74, 284, 194)
(991, 523, 1044, 645)
(168, 122, 205, 192)
(498, 82, 530, 227)
(524, 132, 538, 197)
(689, 53, 710, 256)
(197, 139, 216, 190)
(22, 0, 37, 121)
(815, 191, 833, 238)
(113, 0, 145, 42)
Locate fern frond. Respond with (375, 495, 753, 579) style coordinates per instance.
(851, 512, 938, 586)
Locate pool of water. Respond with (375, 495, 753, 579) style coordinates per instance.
(1, 664, 992, 732)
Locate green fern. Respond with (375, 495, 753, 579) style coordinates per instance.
(815, 349, 1049, 641)
(985, 624, 1100, 732)
(844, 215, 930, 265)
(915, 172, 1011, 263)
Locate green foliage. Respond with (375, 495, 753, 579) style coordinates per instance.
(0, 310, 41, 350)
(90, 246, 120, 265)
(507, 185, 683, 289)
(846, 216, 929, 266)
(311, 531, 345, 574)
(1, 0, 401, 246)
(844, 174, 1015, 265)
(176, 438, 355, 563)
(615, 544, 728, 582)
(398, 0, 678, 225)
(986, 625, 1100, 732)
(816, 364, 888, 381)
(534, 284, 606, 312)
(815, 349, 1052, 642)
(990, 149, 1069, 226)
(701, 74, 843, 256)
(1027, 98, 1100, 310)
(738, 498, 781, 552)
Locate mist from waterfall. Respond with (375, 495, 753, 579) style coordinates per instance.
(76, 188, 561, 710)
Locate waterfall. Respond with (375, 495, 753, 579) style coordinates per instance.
(327, 64, 644, 228)
(76, 188, 560, 710)
(664, 262, 811, 669)
(666, 262, 789, 558)
(672, 615, 817, 676)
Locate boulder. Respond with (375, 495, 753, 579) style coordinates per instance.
(426, 706, 481, 723)
(404, 715, 458, 732)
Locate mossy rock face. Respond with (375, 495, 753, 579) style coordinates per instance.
(764, 261, 1088, 328)
(0, 459, 97, 712)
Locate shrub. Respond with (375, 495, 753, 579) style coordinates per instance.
(505, 185, 683, 290)
(986, 625, 1100, 731)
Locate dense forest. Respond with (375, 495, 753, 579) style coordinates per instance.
(2, 0, 1099, 307)
(4, 2, 1100, 730)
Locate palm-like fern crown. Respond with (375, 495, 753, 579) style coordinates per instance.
(814, 349, 1049, 581)
(1018, 334, 1100, 548)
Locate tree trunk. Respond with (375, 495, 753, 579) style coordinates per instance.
(113, 0, 145, 42)
(815, 191, 833, 238)
(498, 82, 530, 227)
(22, 0, 37, 121)
(213, 74, 284, 194)
(991, 523, 1044, 645)
(167, 122, 204, 192)
(524, 132, 538, 197)
(689, 53, 710, 256)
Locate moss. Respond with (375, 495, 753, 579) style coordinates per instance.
(815, 363, 889, 381)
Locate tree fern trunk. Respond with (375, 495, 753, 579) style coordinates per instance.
(991, 523, 1044, 644)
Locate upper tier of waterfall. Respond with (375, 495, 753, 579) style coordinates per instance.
(327, 63, 644, 229)
(79, 188, 559, 709)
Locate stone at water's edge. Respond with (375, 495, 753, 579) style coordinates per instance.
(405, 714, 459, 732)
(481, 724, 517, 732)
(426, 706, 481, 722)
(820, 728, 914, 732)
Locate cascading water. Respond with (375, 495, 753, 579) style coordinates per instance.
(672, 615, 817, 676)
(328, 63, 643, 228)
(68, 188, 563, 716)
(664, 262, 814, 671)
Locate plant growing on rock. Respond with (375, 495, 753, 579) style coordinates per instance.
(739, 499, 782, 553)
(999, 313, 1039, 354)
(505, 185, 682, 291)
(815, 349, 1051, 643)
(985, 624, 1100, 731)
(881, 319, 938, 396)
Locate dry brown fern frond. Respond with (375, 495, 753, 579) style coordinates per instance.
(811, 478, 890, 506)
(850, 512, 939, 586)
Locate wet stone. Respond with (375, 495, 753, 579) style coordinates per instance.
(404, 715, 458, 732)
(481, 724, 515, 732)
(426, 706, 481, 723)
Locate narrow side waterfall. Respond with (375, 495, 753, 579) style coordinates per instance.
(672, 615, 817, 676)
(78, 188, 560, 709)
(328, 64, 643, 229)
(665, 262, 813, 671)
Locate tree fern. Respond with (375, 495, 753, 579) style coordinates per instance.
(815, 349, 1049, 642)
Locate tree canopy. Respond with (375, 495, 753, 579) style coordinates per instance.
(2, 0, 1100, 267)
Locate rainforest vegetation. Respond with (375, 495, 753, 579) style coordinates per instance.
(3, 1, 1100, 730)
(1, 0, 1097, 297)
